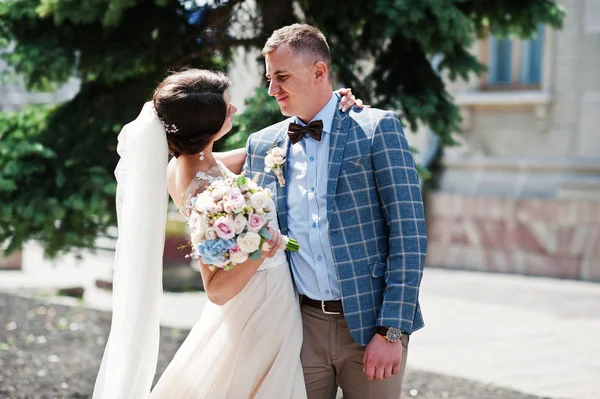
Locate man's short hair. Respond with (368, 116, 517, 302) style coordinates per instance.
(262, 24, 332, 79)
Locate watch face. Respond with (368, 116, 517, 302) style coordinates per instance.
(386, 328, 402, 343)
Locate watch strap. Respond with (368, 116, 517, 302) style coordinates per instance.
(376, 326, 389, 337)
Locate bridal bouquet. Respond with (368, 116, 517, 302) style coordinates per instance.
(187, 175, 299, 271)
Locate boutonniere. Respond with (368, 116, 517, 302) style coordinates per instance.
(264, 146, 286, 187)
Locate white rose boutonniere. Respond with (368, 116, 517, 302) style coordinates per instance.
(264, 146, 286, 187)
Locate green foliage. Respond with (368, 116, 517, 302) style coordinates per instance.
(0, 105, 113, 256)
(0, 0, 243, 256)
(0, 96, 125, 256)
(0, 0, 565, 256)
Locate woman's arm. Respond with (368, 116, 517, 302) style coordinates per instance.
(198, 227, 283, 305)
(167, 158, 186, 211)
(214, 148, 246, 175)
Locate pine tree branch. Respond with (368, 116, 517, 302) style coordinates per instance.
(166, 38, 262, 69)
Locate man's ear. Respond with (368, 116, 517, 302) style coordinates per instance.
(313, 61, 328, 82)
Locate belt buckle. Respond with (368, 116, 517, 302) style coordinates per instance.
(321, 301, 341, 315)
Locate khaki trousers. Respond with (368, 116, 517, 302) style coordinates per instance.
(300, 304, 409, 399)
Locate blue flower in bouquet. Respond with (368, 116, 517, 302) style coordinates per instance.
(196, 238, 236, 267)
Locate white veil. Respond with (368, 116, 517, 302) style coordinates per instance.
(93, 102, 169, 398)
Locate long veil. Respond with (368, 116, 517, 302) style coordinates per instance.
(93, 102, 169, 398)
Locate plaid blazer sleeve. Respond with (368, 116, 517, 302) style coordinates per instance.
(371, 111, 427, 333)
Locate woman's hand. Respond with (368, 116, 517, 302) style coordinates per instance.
(262, 226, 282, 258)
(336, 88, 368, 112)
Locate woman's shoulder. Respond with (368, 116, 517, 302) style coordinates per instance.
(168, 158, 212, 215)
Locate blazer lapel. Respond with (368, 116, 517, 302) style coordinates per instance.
(274, 127, 291, 236)
(327, 109, 350, 215)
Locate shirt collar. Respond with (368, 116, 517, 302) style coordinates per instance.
(295, 92, 337, 134)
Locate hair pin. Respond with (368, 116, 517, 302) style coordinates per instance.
(152, 106, 179, 134)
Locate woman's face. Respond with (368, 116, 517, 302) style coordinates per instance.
(214, 92, 238, 141)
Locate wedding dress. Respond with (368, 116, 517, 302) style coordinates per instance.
(149, 161, 306, 399)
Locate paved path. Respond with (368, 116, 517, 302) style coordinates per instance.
(410, 268, 600, 399)
(2, 257, 599, 399)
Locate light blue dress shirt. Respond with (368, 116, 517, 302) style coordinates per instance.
(286, 93, 340, 301)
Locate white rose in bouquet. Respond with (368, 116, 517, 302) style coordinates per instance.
(229, 246, 249, 264)
(205, 228, 218, 240)
(209, 202, 223, 213)
(250, 191, 270, 210)
(190, 215, 209, 244)
(233, 214, 247, 234)
(211, 190, 224, 201)
(224, 188, 246, 214)
(193, 191, 213, 212)
(237, 232, 261, 253)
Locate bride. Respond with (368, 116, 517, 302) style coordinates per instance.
(92, 68, 359, 399)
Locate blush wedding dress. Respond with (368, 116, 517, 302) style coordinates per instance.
(150, 162, 306, 398)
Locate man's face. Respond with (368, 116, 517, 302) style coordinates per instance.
(265, 43, 317, 121)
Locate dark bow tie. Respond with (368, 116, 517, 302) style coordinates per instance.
(287, 120, 323, 145)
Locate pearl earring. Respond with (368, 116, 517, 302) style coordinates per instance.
(199, 151, 205, 161)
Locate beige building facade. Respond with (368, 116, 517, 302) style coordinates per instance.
(427, 0, 600, 281)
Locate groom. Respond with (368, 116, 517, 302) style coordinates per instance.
(243, 24, 427, 398)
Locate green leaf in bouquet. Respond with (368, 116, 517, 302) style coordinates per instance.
(249, 250, 262, 261)
(259, 226, 271, 240)
(236, 176, 248, 187)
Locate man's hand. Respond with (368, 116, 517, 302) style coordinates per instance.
(336, 88, 368, 111)
(363, 333, 403, 381)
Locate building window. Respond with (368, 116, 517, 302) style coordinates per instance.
(481, 24, 545, 90)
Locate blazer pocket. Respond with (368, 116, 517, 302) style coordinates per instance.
(341, 155, 368, 171)
(368, 262, 386, 278)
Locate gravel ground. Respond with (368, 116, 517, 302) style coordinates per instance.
(0, 293, 548, 399)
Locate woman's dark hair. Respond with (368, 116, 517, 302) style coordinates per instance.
(153, 69, 230, 157)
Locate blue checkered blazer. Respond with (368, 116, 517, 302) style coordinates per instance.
(243, 102, 426, 346)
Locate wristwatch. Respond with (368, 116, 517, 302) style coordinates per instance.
(376, 326, 404, 343)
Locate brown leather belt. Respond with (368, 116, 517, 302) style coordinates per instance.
(301, 296, 343, 315)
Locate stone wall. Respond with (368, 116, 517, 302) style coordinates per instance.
(425, 192, 600, 281)
(0, 251, 22, 270)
